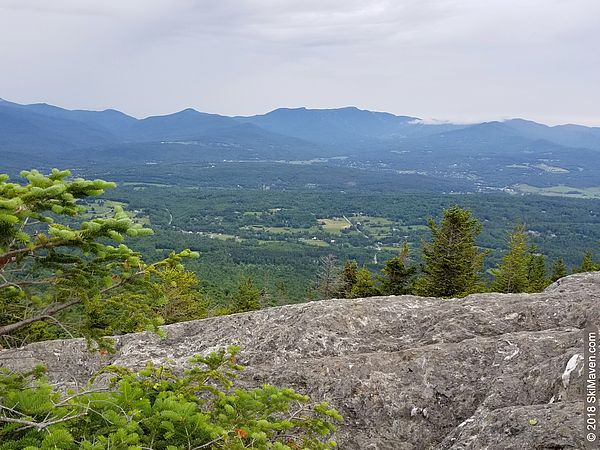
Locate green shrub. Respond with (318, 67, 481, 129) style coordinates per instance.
(0, 346, 341, 449)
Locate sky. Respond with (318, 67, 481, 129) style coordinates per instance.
(1, 0, 599, 125)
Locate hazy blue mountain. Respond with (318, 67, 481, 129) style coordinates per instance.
(127, 108, 240, 141)
(0, 101, 322, 166)
(2, 98, 600, 190)
(12, 102, 138, 135)
(236, 106, 452, 145)
(68, 123, 322, 164)
(502, 118, 600, 150)
(239, 107, 600, 153)
(407, 121, 540, 154)
(0, 99, 121, 156)
(3, 98, 599, 154)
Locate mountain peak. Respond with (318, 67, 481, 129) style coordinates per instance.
(176, 107, 201, 115)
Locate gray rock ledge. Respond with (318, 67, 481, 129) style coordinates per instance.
(1, 272, 599, 449)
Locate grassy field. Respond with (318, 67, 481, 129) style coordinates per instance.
(123, 182, 173, 188)
(352, 215, 394, 239)
(396, 225, 429, 231)
(249, 225, 319, 234)
(206, 233, 239, 241)
(513, 184, 600, 199)
(318, 217, 351, 233)
(301, 238, 330, 247)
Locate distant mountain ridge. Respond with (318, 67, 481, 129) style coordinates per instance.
(2, 98, 600, 191)
(2, 98, 599, 153)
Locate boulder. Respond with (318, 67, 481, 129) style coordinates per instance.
(1, 272, 598, 449)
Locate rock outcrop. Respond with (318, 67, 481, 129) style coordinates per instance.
(1, 272, 598, 449)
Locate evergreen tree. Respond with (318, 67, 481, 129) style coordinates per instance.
(340, 260, 359, 297)
(349, 267, 377, 298)
(575, 250, 599, 273)
(0, 347, 341, 449)
(379, 243, 416, 295)
(0, 169, 197, 350)
(305, 285, 318, 301)
(491, 224, 530, 293)
(274, 280, 290, 305)
(157, 266, 209, 324)
(259, 272, 278, 308)
(415, 206, 486, 298)
(229, 278, 261, 313)
(526, 249, 548, 292)
(550, 257, 567, 282)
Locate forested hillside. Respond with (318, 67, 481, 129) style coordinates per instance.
(99, 184, 600, 303)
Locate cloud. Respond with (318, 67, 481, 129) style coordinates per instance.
(0, 0, 598, 125)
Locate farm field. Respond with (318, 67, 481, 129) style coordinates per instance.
(512, 184, 600, 199)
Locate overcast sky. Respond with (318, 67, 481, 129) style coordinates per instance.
(1, 0, 599, 125)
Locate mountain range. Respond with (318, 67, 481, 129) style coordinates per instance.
(2, 98, 600, 191)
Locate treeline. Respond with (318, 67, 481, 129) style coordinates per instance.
(218, 206, 599, 315)
(102, 184, 600, 304)
(309, 207, 599, 301)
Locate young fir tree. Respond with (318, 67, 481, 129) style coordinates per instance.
(157, 266, 209, 324)
(349, 267, 377, 298)
(229, 278, 261, 313)
(491, 224, 530, 293)
(415, 206, 486, 298)
(0, 169, 198, 350)
(575, 250, 599, 273)
(0, 347, 342, 449)
(526, 250, 549, 292)
(339, 260, 359, 297)
(550, 257, 567, 282)
(379, 243, 416, 295)
(274, 280, 290, 304)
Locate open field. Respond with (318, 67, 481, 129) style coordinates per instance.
(249, 225, 320, 234)
(301, 238, 330, 247)
(513, 184, 600, 199)
(352, 215, 394, 239)
(319, 218, 351, 233)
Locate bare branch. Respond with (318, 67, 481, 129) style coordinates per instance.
(39, 315, 75, 339)
(0, 278, 55, 290)
(0, 411, 87, 430)
(0, 298, 80, 336)
(0, 240, 68, 269)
